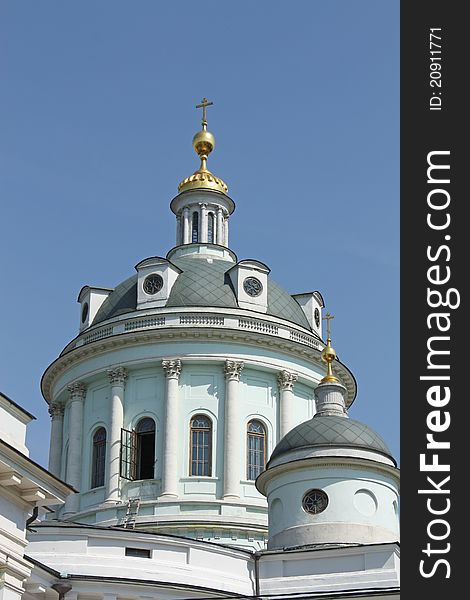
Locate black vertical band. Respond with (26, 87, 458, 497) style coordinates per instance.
(401, 1, 465, 596)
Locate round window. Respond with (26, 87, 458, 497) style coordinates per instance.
(302, 489, 329, 515)
(243, 276, 263, 297)
(143, 274, 164, 295)
(314, 307, 320, 328)
(81, 302, 89, 323)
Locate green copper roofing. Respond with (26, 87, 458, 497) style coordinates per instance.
(92, 254, 311, 329)
(269, 415, 393, 463)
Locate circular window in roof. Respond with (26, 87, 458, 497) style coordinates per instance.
(243, 276, 263, 297)
(314, 307, 320, 328)
(143, 274, 163, 295)
(302, 489, 328, 515)
(81, 302, 89, 323)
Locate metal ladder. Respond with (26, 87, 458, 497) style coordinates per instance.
(120, 497, 141, 529)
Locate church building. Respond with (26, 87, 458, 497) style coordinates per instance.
(1, 100, 400, 599)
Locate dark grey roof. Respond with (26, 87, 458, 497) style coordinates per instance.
(93, 274, 137, 323)
(269, 415, 393, 463)
(92, 255, 311, 329)
(166, 257, 238, 309)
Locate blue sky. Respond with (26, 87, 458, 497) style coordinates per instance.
(0, 1, 399, 466)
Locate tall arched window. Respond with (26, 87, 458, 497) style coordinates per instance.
(91, 427, 106, 488)
(190, 415, 212, 476)
(207, 212, 215, 243)
(247, 420, 266, 480)
(192, 211, 199, 243)
(136, 417, 155, 480)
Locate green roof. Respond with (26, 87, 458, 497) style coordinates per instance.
(92, 255, 311, 329)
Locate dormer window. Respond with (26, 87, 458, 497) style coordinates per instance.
(78, 286, 113, 332)
(226, 259, 270, 313)
(135, 257, 182, 310)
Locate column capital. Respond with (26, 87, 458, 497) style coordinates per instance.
(198, 202, 208, 209)
(67, 381, 87, 400)
(162, 359, 182, 379)
(224, 360, 244, 381)
(277, 370, 298, 391)
(183, 206, 190, 214)
(107, 366, 128, 386)
(48, 402, 65, 419)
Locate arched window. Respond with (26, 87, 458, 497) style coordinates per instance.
(136, 417, 155, 480)
(208, 212, 215, 243)
(91, 427, 106, 488)
(192, 211, 199, 243)
(189, 415, 212, 476)
(247, 420, 266, 480)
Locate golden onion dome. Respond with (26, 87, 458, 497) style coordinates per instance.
(178, 98, 228, 195)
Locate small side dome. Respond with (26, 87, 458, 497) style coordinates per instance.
(269, 415, 393, 463)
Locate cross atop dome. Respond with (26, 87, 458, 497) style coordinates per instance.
(196, 97, 213, 130)
(178, 97, 228, 195)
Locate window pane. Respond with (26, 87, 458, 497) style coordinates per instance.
(247, 420, 266, 481)
(190, 415, 212, 477)
(92, 427, 106, 488)
(136, 418, 155, 433)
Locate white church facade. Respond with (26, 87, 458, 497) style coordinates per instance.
(1, 101, 400, 599)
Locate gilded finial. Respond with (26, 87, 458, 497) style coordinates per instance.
(178, 98, 228, 194)
(320, 312, 339, 384)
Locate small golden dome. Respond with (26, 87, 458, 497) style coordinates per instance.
(178, 170, 228, 194)
(178, 98, 228, 195)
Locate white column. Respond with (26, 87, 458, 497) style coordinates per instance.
(105, 366, 128, 504)
(199, 202, 208, 243)
(48, 403, 64, 477)
(216, 207, 223, 245)
(277, 370, 298, 438)
(160, 359, 182, 498)
(223, 360, 244, 500)
(176, 214, 182, 245)
(224, 212, 229, 246)
(183, 207, 190, 244)
(63, 381, 86, 515)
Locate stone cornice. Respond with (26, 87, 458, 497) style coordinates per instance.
(61, 307, 323, 356)
(41, 326, 356, 406)
(255, 455, 400, 496)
